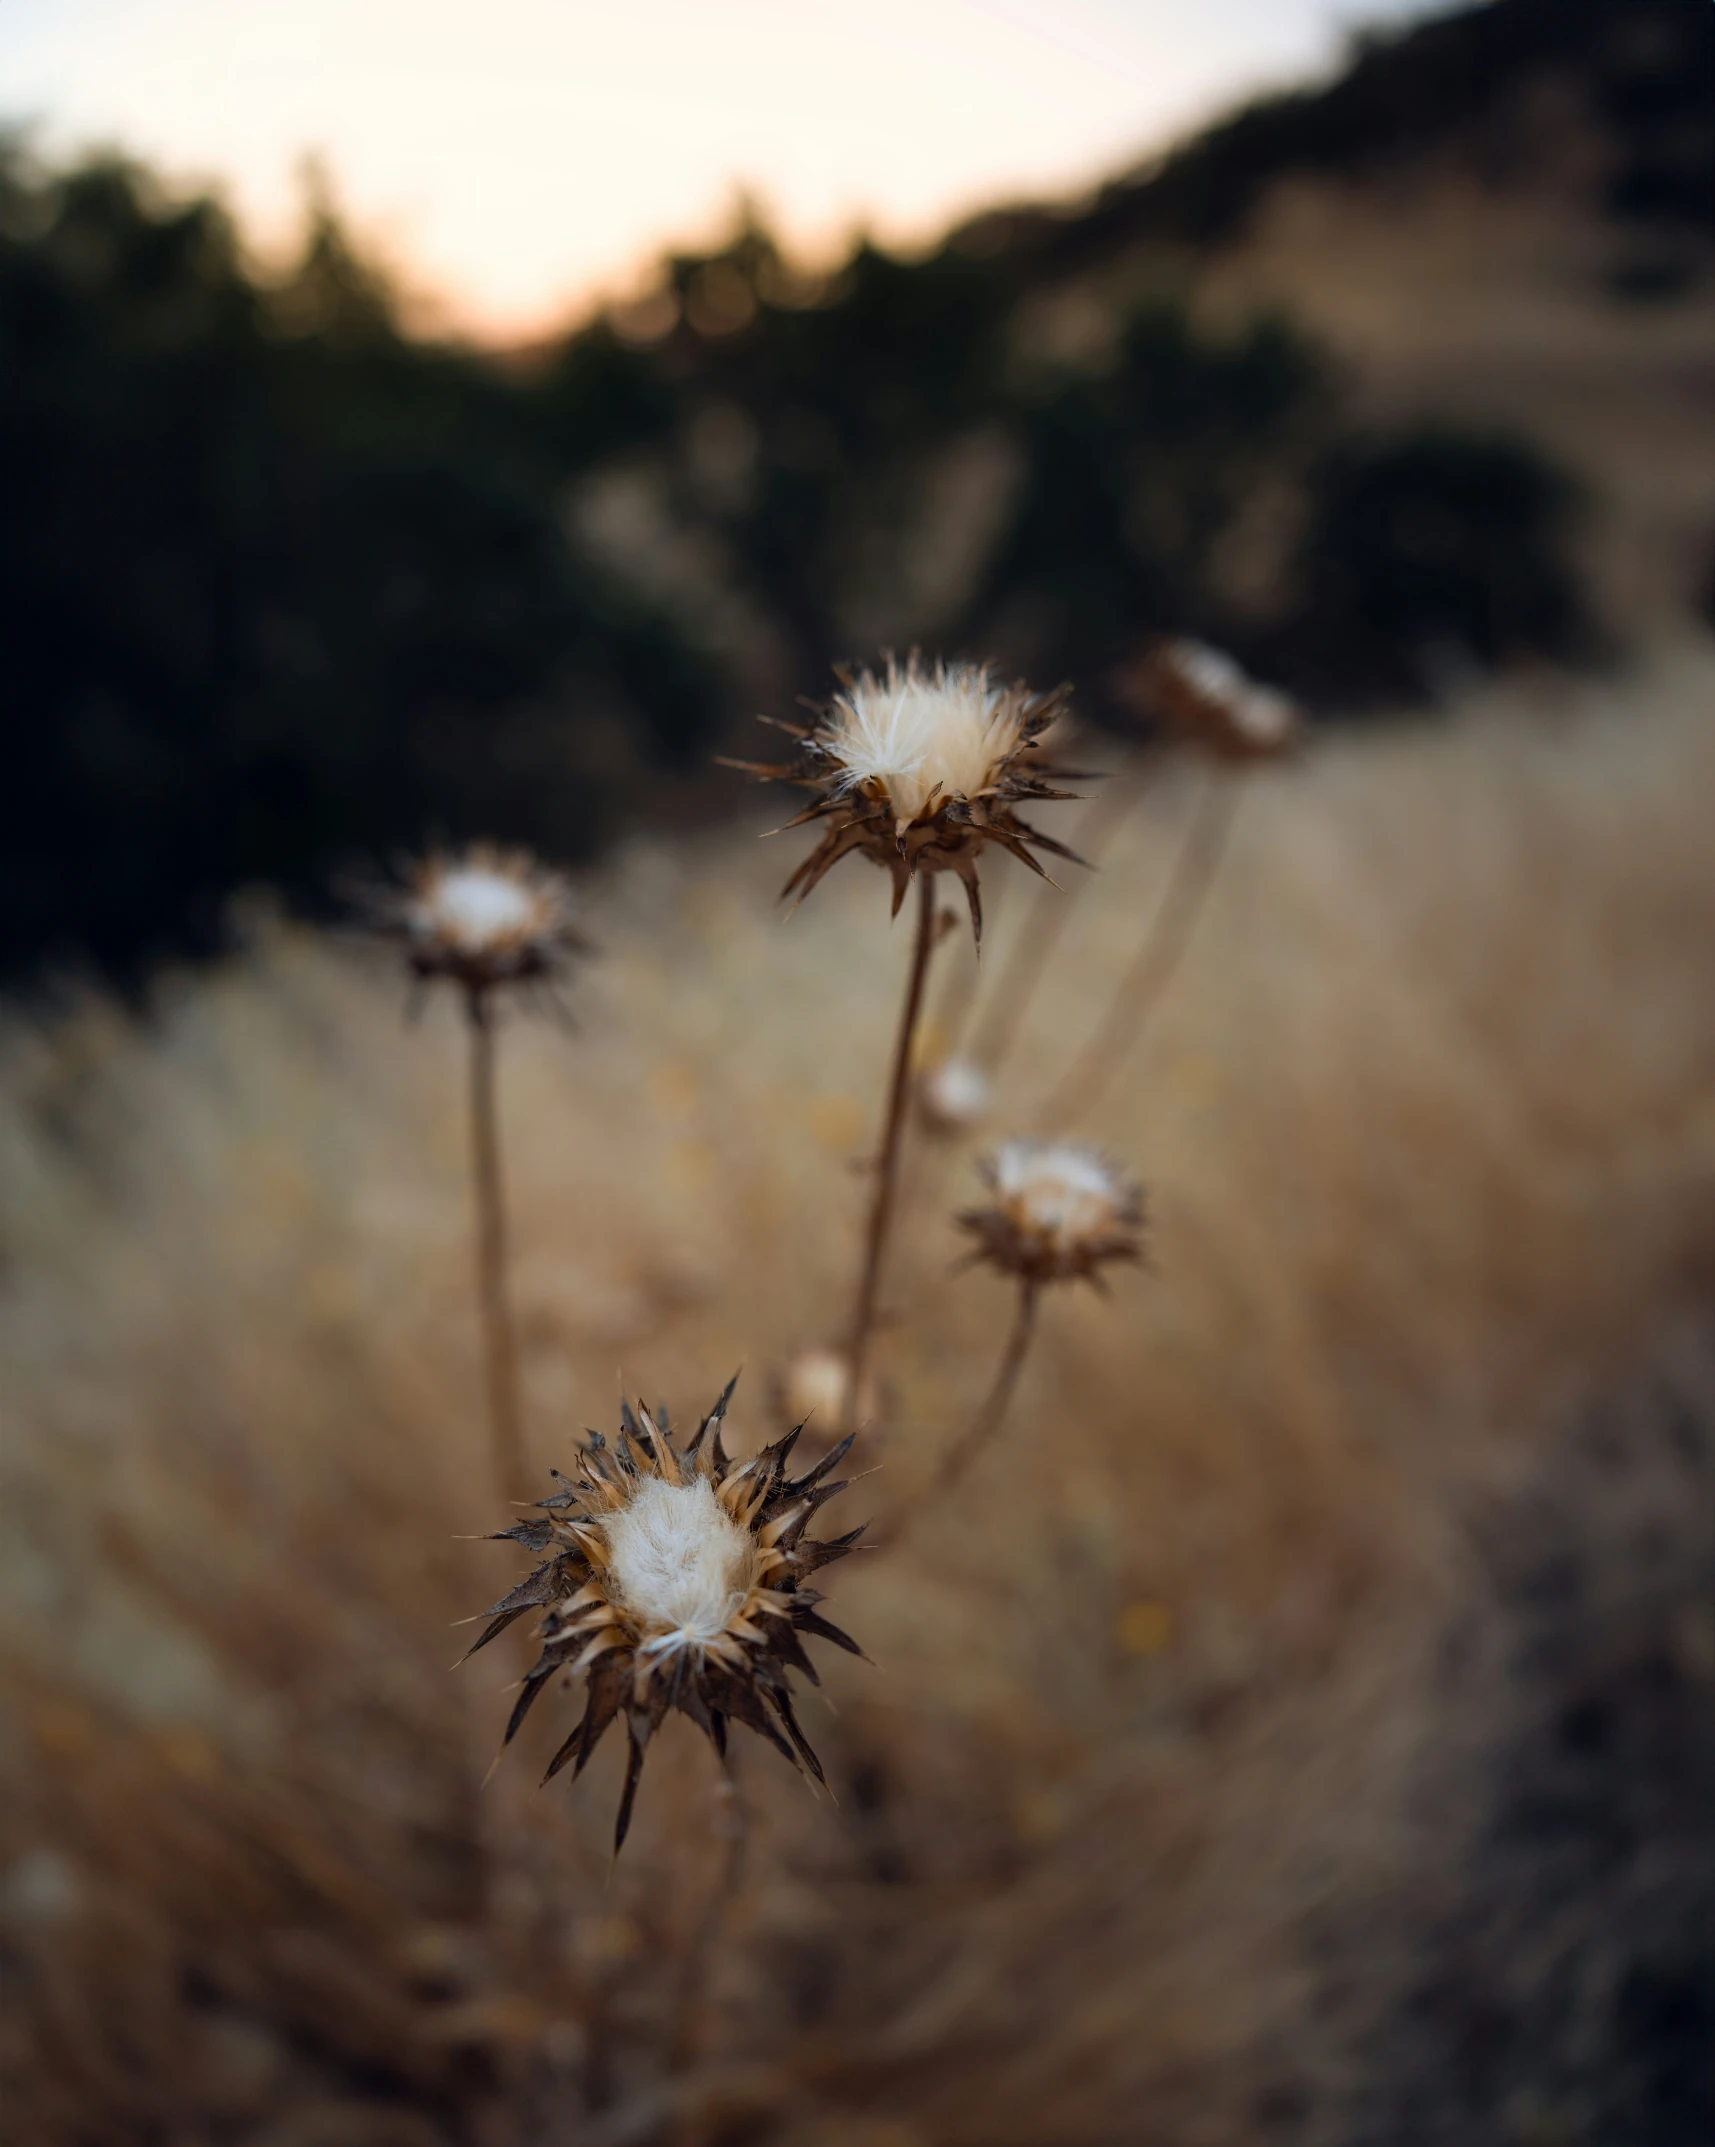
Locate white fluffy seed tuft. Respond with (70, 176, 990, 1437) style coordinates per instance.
(777, 1344, 875, 1433)
(416, 866, 540, 952)
(822, 662, 1024, 826)
(992, 1139, 1128, 1247)
(1173, 640, 1246, 704)
(920, 1054, 992, 1133)
(1168, 640, 1296, 749)
(604, 1475, 758, 1649)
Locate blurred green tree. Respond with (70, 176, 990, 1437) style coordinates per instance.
(0, 147, 720, 984)
(8, 0, 1658, 983)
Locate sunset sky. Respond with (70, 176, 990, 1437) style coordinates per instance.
(3, 0, 1429, 337)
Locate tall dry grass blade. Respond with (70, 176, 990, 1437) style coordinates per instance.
(846, 873, 942, 1425)
(1040, 769, 1240, 1129)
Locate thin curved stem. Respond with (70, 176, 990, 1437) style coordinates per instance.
(669, 1753, 747, 2075)
(466, 987, 528, 1503)
(846, 873, 940, 1425)
(967, 749, 1158, 1078)
(1038, 769, 1241, 1131)
(890, 1280, 1039, 1546)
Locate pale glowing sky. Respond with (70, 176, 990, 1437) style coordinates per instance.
(3, 0, 1429, 338)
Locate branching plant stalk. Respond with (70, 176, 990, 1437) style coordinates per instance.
(967, 750, 1158, 1079)
(846, 873, 940, 1423)
(465, 986, 528, 1503)
(1038, 769, 1240, 1130)
(890, 1279, 1039, 1545)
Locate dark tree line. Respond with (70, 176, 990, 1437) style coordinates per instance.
(7, 0, 1678, 984)
(1, 156, 721, 983)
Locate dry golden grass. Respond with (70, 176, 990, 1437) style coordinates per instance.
(2, 643, 1713, 2146)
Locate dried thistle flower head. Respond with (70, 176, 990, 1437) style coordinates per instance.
(1134, 639, 1299, 761)
(917, 1053, 992, 1139)
(370, 843, 593, 997)
(958, 1139, 1145, 1288)
(731, 656, 1085, 942)
(773, 1344, 878, 1433)
(466, 1376, 865, 1851)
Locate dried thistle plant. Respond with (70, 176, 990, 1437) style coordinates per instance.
(1128, 637, 1301, 763)
(957, 1139, 1147, 1293)
(378, 842, 594, 1002)
(932, 751, 1165, 1127)
(364, 843, 594, 1500)
(1042, 644, 1298, 1129)
(736, 655, 1083, 943)
(467, 1376, 866, 1852)
(926, 646, 1294, 1132)
(732, 656, 1085, 1424)
(893, 1143, 1146, 1534)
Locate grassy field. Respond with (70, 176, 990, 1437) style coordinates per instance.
(3, 642, 1712, 2146)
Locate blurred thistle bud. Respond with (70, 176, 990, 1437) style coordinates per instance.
(772, 1345, 879, 1434)
(1128, 638, 1299, 762)
(466, 1376, 866, 1853)
(361, 843, 594, 1000)
(726, 655, 1088, 944)
(917, 1053, 992, 1139)
(958, 1139, 1145, 1290)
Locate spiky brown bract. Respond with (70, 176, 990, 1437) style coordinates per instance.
(1134, 638, 1300, 762)
(467, 1375, 865, 1852)
(369, 842, 594, 997)
(958, 1139, 1146, 1289)
(730, 655, 1085, 943)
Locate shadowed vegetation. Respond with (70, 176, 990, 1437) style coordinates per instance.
(12, 0, 1697, 983)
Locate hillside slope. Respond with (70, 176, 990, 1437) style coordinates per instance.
(968, 0, 1714, 628)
